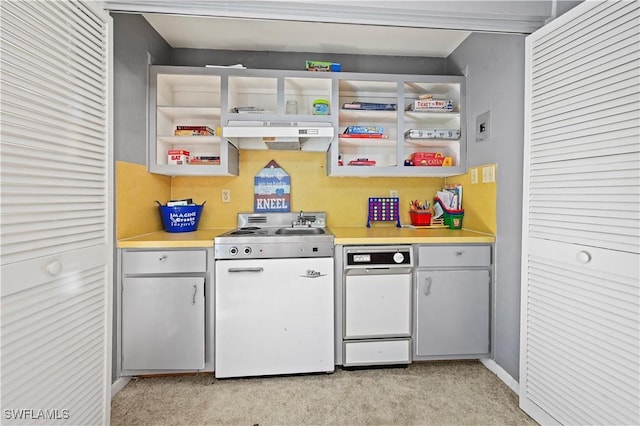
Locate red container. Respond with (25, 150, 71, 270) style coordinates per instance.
(409, 210, 432, 226)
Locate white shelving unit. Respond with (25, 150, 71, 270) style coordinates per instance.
(148, 66, 466, 177)
(327, 73, 466, 177)
(149, 67, 239, 176)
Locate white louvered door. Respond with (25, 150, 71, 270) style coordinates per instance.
(0, 1, 112, 425)
(521, 1, 640, 425)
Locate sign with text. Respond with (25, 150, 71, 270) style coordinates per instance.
(254, 160, 290, 212)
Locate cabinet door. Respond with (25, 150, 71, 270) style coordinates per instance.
(415, 270, 490, 356)
(344, 273, 412, 338)
(122, 277, 205, 370)
(521, 2, 640, 424)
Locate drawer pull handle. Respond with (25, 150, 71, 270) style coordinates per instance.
(576, 251, 591, 264)
(455, 251, 464, 256)
(424, 277, 432, 296)
(192, 285, 197, 305)
(228, 267, 264, 273)
(158, 255, 168, 262)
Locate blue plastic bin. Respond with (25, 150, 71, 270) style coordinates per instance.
(159, 204, 203, 233)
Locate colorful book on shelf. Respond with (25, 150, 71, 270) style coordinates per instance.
(340, 133, 388, 139)
(174, 125, 215, 136)
(174, 129, 214, 136)
(343, 125, 385, 134)
(407, 99, 454, 112)
(176, 125, 215, 132)
(348, 158, 377, 166)
(342, 102, 396, 111)
(190, 155, 220, 165)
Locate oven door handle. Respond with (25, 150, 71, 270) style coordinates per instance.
(227, 267, 264, 273)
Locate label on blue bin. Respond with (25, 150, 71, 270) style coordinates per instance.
(160, 205, 201, 232)
(168, 211, 197, 227)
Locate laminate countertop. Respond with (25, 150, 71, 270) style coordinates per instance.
(117, 227, 494, 248)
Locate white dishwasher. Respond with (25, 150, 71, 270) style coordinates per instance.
(343, 245, 413, 367)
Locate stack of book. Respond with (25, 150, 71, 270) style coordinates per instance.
(232, 106, 268, 113)
(342, 102, 396, 111)
(341, 125, 388, 139)
(174, 125, 215, 136)
(190, 156, 220, 165)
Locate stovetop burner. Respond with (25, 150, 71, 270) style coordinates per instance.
(214, 212, 333, 259)
(229, 227, 261, 235)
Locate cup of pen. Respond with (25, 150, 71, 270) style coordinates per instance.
(409, 200, 432, 226)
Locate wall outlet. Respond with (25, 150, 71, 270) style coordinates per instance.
(390, 189, 399, 197)
(221, 189, 231, 203)
(482, 165, 496, 183)
(470, 168, 478, 184)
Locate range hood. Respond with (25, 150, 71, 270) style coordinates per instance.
(223, 121, 334, 151)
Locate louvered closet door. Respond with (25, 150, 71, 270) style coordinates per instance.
(521, 1, 640, 425)
(0, 2, 112, 425)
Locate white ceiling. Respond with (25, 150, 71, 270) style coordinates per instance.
(143, 14, 472, 58)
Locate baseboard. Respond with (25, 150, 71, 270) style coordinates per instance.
(479, 358, 519, 394)
(111, 376, 131, 399)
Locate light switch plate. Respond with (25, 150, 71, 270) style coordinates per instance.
(470, 168, 478, 184)
(482, 165, 495, 183)
(476, 110, 490, 142)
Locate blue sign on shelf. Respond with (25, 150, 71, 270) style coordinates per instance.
(254, 160, 290, 212)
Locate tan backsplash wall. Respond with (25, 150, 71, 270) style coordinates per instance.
(116, 161, 171, 239)
(171, 150, 444, 229)
(116, 154, 497, 236)
(445, 165, 497, 235)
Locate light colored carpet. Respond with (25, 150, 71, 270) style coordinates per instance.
(110, 360, 537, 426)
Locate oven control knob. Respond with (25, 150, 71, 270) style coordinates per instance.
(243, 246, 252, 255)
(393, 252, 405, 264)
(228, 246, 238, 256)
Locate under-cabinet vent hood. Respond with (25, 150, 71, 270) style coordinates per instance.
(223, 121, 334, 151)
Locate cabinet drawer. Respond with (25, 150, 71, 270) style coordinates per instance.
(343, 339, 411, 367)
(417, 245, 491, 267)
(122, 250, 207, 274)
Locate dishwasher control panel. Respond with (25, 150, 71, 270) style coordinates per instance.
(345, 246, 412, 268)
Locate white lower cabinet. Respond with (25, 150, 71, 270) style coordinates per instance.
(118, 248, 214, 375)
(414, 244, 492, 359)
(415, 270, 490, 357)
(122, 276, 205, 370)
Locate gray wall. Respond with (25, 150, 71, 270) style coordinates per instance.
(113, 13, 171, 165)
(448, 33, 526, 381)
(112, 13, 171, 383)
(172, 48, 450, 75)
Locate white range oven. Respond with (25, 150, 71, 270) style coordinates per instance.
(214, 212, 334, 378)
(342, 245, 413, 367)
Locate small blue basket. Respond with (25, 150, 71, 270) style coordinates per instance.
(159, 204, 204, 233)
